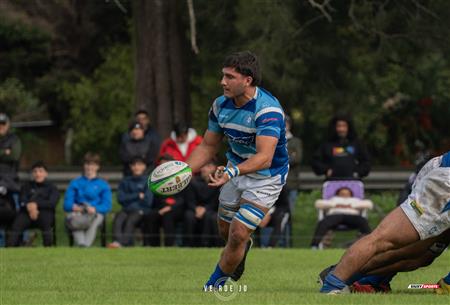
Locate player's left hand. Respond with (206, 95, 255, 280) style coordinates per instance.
(208, 166, 230, 187)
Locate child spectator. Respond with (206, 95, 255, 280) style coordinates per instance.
(184, 161, 221, 247)
(108, 157, 153, 248)
(7, 161, 59, 247)
(142, 154, 186, 246)
(64, 152, 112, 247)
(158, 122, 202, 162)
(310, 187, 373, 249)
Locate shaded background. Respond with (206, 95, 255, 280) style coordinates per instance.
(1, 0, 449, 167)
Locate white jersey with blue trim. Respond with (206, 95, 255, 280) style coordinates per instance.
(207, 87, 289, 182)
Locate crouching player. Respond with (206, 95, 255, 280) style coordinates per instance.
(320, 151, 450, 294)
(186, 51, 289, 289)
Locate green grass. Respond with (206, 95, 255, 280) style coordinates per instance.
(1, 248, 448, 305)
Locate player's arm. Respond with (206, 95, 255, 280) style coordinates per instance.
(186, 130, 223, 173)
(235, 135, 277, 175)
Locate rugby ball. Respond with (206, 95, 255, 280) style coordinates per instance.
(148, 161, 192, 196)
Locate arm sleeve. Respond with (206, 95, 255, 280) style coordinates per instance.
(63, 180, 77, 212)
(255, 110, 284, 138)
(95, 182, 112, 214)
(36, 185, 60, 210)
(311, 144, 329, 175)
(119, 139, 131, 164)
(355, 142, 371, 178)
(0, 137, 21, 162)
(207, 101, 223, 133)
(19, 184, 31, 207)
(117, 180, 139, 207)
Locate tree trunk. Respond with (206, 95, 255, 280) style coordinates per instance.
(133, 0, 191, 138)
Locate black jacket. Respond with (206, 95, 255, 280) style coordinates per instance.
(0, 133, 21, 180)
(119, 134, 161, 176)
(19, 180, 60, 212)
(185, 176, 219, 212)
(312, 115, 371, 179)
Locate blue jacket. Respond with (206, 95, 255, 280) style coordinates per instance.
(117, 175, 153, 214)
(64, 176, 112, 214)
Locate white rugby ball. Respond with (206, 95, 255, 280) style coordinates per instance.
(148, 160, 192, 196)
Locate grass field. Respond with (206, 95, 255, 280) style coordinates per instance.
(1, 248, 448, 305)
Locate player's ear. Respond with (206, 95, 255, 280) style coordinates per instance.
(245, 76, 253, 86)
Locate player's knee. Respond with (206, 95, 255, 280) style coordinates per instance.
(228, 227, 248, 249)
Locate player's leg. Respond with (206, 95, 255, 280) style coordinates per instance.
(205, 201, 267, 288)
(321, 207, 419, 293)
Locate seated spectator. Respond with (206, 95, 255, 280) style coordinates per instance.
(7, 161, 59, 247)
(310, 187, 373, 249)
(258, 186, 291, 248)
(64, 152, 112, 247)
(312, 114, 370, 179)
(108, 157, 153, 248)
(0, 113, 21, 242)
(119, 121, 157, 176)
(134, 109, 161, 145)
(159, 123, 202, 162)
(184, 161, 221, 247)
(142, 154, 185, 247)
(0, 113, 22, 183)
(0, 175, 19, 242)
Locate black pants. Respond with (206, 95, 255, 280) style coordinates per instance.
(142, 209, 182, 247)
(112, 210, 143, 246)
(184, 210, 221, 247)
(267, 208, 290, 248)
(310, 214, 371, 247)
(7, 211, 54, 247)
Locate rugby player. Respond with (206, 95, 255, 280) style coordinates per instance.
(186, 51, 289, 289)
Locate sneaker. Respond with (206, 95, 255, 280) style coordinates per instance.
(435, 278, 450, 295)
(327, 286, 351, 294)
(107, 241, 122, 249)
(230, 237, 253, 281)
(317, 265, 336, 285)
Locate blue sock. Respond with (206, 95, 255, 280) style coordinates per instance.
(320, 272, 347, 293)
(358, 274, 395, 286)
(443, 272, 450, 285)
(204, 264, 229, 289)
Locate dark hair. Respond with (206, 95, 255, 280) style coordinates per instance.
(31, 161, 48, 171)
(328, 114, 358, 141)
(130, 156, 146, 165)
(223, 51, 261, 86)
(173, 122, 189, 137)
(135, 109, 149, 117)
(83, 152, 101, 165)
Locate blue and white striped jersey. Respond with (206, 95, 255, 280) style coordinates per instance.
(208, 87, 289, 182)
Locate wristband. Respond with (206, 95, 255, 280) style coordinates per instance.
(224, 164, 240, 179)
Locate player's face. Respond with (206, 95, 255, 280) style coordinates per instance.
(32, 167, 48, 183)
(336, 120, 349, 138)
(220, 67, 252, 98)
(131, 161, 147, 176)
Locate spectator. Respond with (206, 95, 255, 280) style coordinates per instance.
(285, 115, 302, 212)
(119, 121, 156, 176)
(64, 152, 112, 247)
(0, 175, 19, 245)
(7, 161, 59, 247)
(184, 161, 221, 247)
(312, 114, 370, 179)
(0, 113, 21, 182)
(310, 187, 372, 249)
(108, 157, 153, 248)
(259, 187, 291, 248)
(159, 123, 202, 162)
(142, 154, 185, 247)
